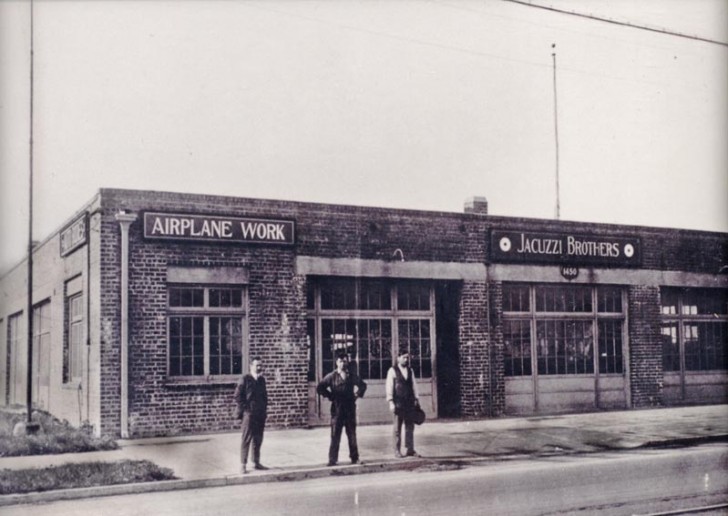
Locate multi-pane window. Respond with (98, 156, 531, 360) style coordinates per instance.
(318, 278, 391, 311)
(503, 284, 625, 377)
(661, 288, 727, 372)
(307, 278, 434, 381)
(167, 286, 246, 378)
(321, 319, 392, 380)
(536, 320, 594, 375)
(503, 320, 531, 376)
(64, 293, 84, 383)
(398, 319, 432, 378)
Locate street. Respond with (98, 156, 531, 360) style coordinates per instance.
(6, 444, 727, 516)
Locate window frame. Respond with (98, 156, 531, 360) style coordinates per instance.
(6, 312, 24, 405)
(660, 287, 728, 373)
(306, 278, 435, 382)
(502, 283, 626, 378)
(166, 284, 248, 383)
(64, 292, 84, 385)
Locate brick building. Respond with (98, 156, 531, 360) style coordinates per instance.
(1, 188, 726, 438)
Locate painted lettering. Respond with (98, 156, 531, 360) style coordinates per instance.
(517, 234, 561, 255)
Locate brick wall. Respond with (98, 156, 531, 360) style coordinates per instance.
(488, 280, 506, 417)
(628, 285, 663, 407)
(89, 189, 725, 435)
(458, 280, 489, 417)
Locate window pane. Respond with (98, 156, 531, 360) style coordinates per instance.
(354, 319, 392, 380)
(359, 280, 391, 310)
(660, 323, 680, 372)
(504, 320, 531, 376)
(683, 289, 728, 316)
(537, 320, 593, 375)
(307, 319, 316, 382)
(320, 279, 356, 310)
(169, 316, 205, 376)
(598, 320, 623, 374)
(397, 319, 432, 379)
(535, 285, 591, 313)
(397, 282, 429, 311)
(65, 294, 84, 383)
(660, 288, 679, 315)
(684, 322, 727, 371)
(209, 317, 242, 376)
(597, 287, 623, 313)
(503, 284, 530, 312)
(169, 287, 204, 307)
(322, 319, 356, 374)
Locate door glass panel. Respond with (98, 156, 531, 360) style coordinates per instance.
(504, 320, 532, 376)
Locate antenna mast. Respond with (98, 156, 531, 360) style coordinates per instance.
(552, 43, 561, 220)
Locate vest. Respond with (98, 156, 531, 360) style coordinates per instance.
(392, 366, 416, 411)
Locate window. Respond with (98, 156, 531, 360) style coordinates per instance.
(306, 278, 434, 381)
(319, 278, 391, 311)
(503, 320, 531, 376)
(7, 313, 23, 405)
(503, 284, 625, 377)
(32, 301, 52, 402)
(167, 285, 246, 378)
(661, 288, 727, 372)
(398, 319, 432, 378)
(321, 319, 392, 380)
(537, 320, 594, 375)
(64, 293, 84, 383)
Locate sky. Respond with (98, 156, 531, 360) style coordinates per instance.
(1, 0, 726, 274)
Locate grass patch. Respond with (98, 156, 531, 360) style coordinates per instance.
(0, 460, 177, 495)
(0, 408, 118, 457)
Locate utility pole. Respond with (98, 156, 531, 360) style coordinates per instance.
(26, 0, 39, 433)
(552, 43, 561, 220)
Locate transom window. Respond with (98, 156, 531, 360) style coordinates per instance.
(167, 285, 247, 378)
(503, 284, 625, 377)
(660, 288, 727, 372)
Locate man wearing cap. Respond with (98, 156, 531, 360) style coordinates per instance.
(316, 353, 367, 466)
(386, 351, 421, 458)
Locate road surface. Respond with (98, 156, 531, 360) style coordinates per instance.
(6, 443, 727, 515)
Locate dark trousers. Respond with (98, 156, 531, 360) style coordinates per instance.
(329, 412, 358, 464)
(241, 412, 266, 465)
(393, 412, 415, 455)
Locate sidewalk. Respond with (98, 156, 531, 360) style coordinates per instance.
(1, 405, 727, 506)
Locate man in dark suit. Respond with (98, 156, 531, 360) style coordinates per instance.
(235, 357, 268, 474)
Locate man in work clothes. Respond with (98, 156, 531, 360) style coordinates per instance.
(316, 353, 367, 466)
(386, 350, 421, 458)
(234, 357, 268, 474)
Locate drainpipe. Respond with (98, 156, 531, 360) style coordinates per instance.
(115, 211, 137, 438)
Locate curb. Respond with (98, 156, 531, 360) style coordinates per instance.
(0, 459, 429, 507)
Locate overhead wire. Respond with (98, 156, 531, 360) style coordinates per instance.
(241, 2, 669, 87)
(502, 0, 728, 48)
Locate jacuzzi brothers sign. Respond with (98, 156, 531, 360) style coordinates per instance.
(143, 212, 295, 245)
(491, 230, 641, 267)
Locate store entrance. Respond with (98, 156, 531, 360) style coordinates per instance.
(306, 277, 439, 425)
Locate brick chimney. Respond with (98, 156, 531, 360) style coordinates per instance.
(464, 196, 488, 215)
